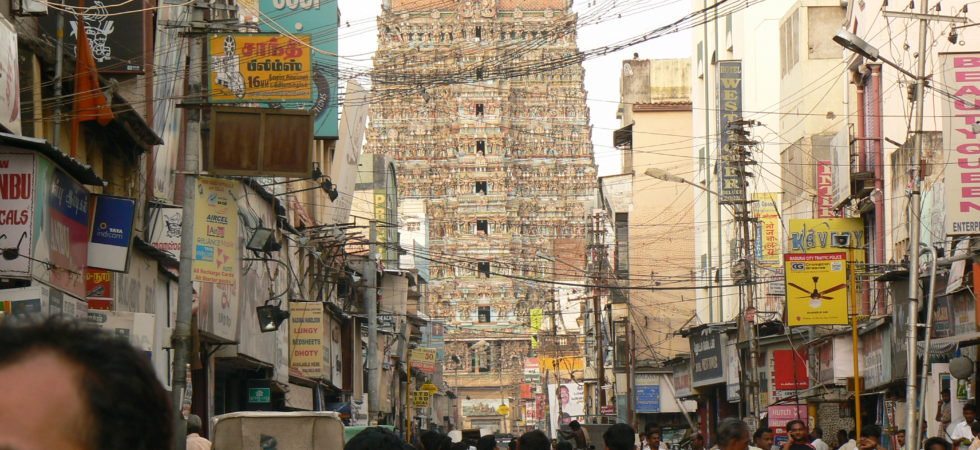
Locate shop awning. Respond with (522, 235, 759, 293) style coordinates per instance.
(0, 132, 105, 186)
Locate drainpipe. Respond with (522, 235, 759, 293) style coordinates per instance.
(910, 246, 939, 450)
(869, 64, 884, 316)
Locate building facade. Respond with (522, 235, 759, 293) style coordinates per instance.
(366, 0, 597, 434)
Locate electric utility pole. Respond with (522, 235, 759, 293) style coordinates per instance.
(366, 220, 380, 420)
(725, 119, 762, 420)
(589, 211, 607, 417)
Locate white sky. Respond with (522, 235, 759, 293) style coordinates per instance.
(336, 0, 692, 176)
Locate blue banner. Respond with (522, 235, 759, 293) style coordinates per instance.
(635, 384, 661, 413)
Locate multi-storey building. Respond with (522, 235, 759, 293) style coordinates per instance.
(366, 0, 597, 433)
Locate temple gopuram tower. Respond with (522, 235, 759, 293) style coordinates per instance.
(366, 0, 597, 432)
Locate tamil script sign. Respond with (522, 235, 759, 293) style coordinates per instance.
(192, 177, 239, 285)
(635, 380, 661, 413)
(208, 34, 313, 103)
(410, 347, 436, 374)
(784, 253, 848, 326)
(940, 52, 980, 235)
(690, 329, 725, 387)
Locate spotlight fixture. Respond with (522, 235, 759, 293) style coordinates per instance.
(256, 301, 289, 332)
(949, 29, 959, 43)
(321, 180, 340, 202)
(246, 227, 281, 253)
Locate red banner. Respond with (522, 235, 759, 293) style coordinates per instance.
(773, 349, 809, 390)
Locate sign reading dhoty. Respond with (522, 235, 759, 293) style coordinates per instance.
(940, 53, 980, 235)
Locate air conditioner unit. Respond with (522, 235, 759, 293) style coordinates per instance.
(13, 0, 48, 15)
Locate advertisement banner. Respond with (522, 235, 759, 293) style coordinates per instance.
(87, 195, 136, 272)
(768, 404, 808, 436)
(289, 301, 325, 379)
(85, 268, 113, 310)
(258, 0, 338, 137)
(549, 382, 585, 431)
(672, 361, 693, 398)
(39, 1, 146, 72)
(330, 81, 368, 221)
(540, 357, 584, 373)
(635, 373, 661, 413)
(726, 339, 741, 402)
(861, 323, 892, 389)
(753, 193, 781, 266)
(147, 204, 182, 257)
(831, 129, 851, 208)
(530, 308, 543, 331)
(717, 60, 743, 202)
(192, 177, 239, 285)
(196, 280, 239, 342)
(690, 329, 725, 387)
(35, 160, 90, 299)
(816, 161, 838, 218)
(788, 218, 865, 260)
(940, 53, 980, 235)
(208, 34, 313, 103)
(784, 253, 848, 326)
(410, 347, 437, 374)
(88, 310, 155, 357)
(773, 349, 809, 390)
(0, 152, 35, 278)
(0, 17, 20, 134)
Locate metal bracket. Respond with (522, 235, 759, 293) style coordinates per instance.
(882, 11, 968, 22)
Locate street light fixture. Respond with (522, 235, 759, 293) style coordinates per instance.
(256, 300, 289, 332)
(643, 167, 723, 198)
(832, 29, 918, 79)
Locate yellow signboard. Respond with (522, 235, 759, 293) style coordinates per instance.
(788, 218, 865, 261)
(412, 390, 431, 407)
(421, 383, 438, 394)
(540, 357, 584, 372)
(530, 308, 543, 331)
(208, 33, 313, 103)
(784, 252, 849, 326)
(193, 177, 239, 285)
(410, 347, 437, 374)
(497, 405, 510, 416)
(752, 193, 781, 266)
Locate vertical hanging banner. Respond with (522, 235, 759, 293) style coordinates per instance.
(815, 161, 838, 218)
(85, 268, 113, 310)
(192, 177, 239, 285)
(0, 17, 20, 135)
(752, 193, 781, 266)
(258, 0, 338, 138)
(289, 301, 325, 379)
(87, 195, 136, 272)
(38, 162, 90, 299)
(717, 60, 743, 202)
(784, 252, 848, 326)
(940, 53, 980, 235)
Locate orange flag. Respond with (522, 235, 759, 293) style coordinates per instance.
(70, 14, 113, 155)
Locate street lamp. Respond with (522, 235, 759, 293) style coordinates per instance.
(832, 29, 918, 79)
(643, 168, 723, 197)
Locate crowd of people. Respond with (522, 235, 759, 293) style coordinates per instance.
(344, 422, 643, 450)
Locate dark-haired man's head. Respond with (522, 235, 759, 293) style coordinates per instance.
(942, 389, 952, 403)
(811, 427, 823, 440)
(786, 420, 808, 443)
(476, 435, 497, 450)
(604, 423, 637, 450)
(420, 430, 451, 450)
(570, 420, 582, 431)
(556, 441, 574, 450)
(895, 430, 906, 448)
(520, 430, 552, 450)
(925, 437, 952, 450)
(964, 402, 977, 423)
(186, 414, 203, 435)
(858, 425, 881, 450)
(0, 319, 172, 450)
(716, 418, 750, 450)
(753, 427, 774, 450)
(346, 427, 405, 450)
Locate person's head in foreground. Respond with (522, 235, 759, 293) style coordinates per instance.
(787, 420, 808, 444)
(346, 427, 405, 450)
(420, 430, 452, 450)
(924, 437, 952, 450)
(0, 318, 172, 450)
(858, 425, 881, 450)
(692, 433, 706, 450)
(519, 430, 552, 450)
(603, 423, 637, 450)
(477, 435, 497, 450)
(753, 427, 774, 450)
(716, 418, 750, 450)
(895, 429, 906, 448)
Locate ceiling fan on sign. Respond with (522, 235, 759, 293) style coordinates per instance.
(788, 276, 847, 308)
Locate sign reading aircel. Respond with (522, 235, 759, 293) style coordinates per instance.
(192, 177, 239, 285)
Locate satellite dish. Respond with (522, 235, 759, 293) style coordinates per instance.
(950, 356, 974, 380)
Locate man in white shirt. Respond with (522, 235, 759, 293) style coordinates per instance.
(811, 427, 830, 450)
(839, 430, 858, 450)
(949, 402, 977, 450)
(749, 427, 774, 450)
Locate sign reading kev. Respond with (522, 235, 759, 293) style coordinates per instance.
(940, 53, 980, 235)
(192, 177, 239, 285)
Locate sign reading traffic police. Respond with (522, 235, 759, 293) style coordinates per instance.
(784, 252, 848, 326)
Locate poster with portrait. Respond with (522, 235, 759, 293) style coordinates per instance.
(548, 382, 585, 435)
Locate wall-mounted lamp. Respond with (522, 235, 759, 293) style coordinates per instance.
(256, 300, 289, 332)
(246, 227, 281, 253)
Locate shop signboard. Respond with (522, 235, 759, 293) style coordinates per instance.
(773, 349, 809, 390)
(85, 268, 113, 310)
(192, 177, 239, 285)
(87, 310, 155, 358)
(788, 218, 866, 261)
(635, 374, 661, 413)
(207, 34, 313, 103)
(0, 152, 35, 278)
(860, 323, 892, 389)
(0, 285, 48, 319)
(830, 129, 850, 207)
(524, 357, 541, 383)
(35, 159, 90, 299)
(784, 253, 848, 326)
(768, 404, 808, 437)
(412, 391, 431, 407)
(147, 204, 182, 257)
(410, 347, 437, 374)
(753, 193, 781, 266)
(726, 339, 741, 402)
(813, 341, 834, 385)
(690, 329, 725, 387)
(717, 60, 743, 202)
(39, 1, 146, 72)
(932, 296, 953, 338)
(816, 161, 838, 218)
(288, 301, 325, 379)
(952, 291, 977, 336)
(672, 360, 693, 397)
(940, 52, 980, 235)
(258, 0, 338, 137)
(0, 17, 20, 134)
(87, 195, 136, 272)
